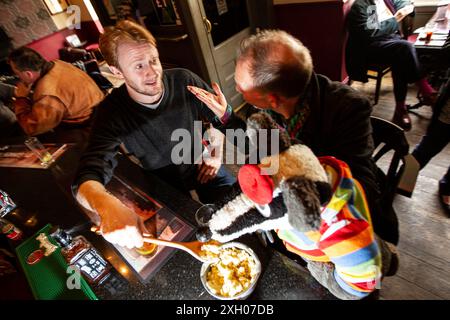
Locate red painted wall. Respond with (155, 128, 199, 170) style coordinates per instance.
(26, 21, 101, 61)
(274, 1, 351, 82)
(27, 28, 75, 61)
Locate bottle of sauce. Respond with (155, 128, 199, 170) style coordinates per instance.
(50, 228, 111, 286)
(0, 220, 23, 241)
(0, 190, 23, 242)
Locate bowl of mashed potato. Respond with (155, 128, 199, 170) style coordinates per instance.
(200, 242, 261, 300)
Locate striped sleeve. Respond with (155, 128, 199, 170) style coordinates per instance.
(318, 157, 382, 296)
(277, 156, 382, 298)
(319, 217, 382, 295)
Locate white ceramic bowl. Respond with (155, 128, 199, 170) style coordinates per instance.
(200, 242, 261, 300)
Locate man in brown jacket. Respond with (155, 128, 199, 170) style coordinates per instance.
(8, 47, 104, 136)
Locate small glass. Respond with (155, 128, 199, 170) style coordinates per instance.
(424, 22, 435, 42)
(195, 204, 215, 227)
(24, 137, 55, 167)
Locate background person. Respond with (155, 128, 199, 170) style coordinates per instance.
(8, 47, 104, 136)
(0, 82, 18, 135)
(346, 0, 436, 130)
(412, 39, 450, 213)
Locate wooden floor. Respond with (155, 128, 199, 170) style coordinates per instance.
(351, 74, 450, 300)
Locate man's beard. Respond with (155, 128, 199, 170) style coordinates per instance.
(129, 78, 163, 98)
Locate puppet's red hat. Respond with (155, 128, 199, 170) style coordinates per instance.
(238, 164, 274, 205)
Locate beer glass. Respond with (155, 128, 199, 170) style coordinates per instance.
(24, 137, 54, 167)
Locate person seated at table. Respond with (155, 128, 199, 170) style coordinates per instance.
(8, 47, 104, 136)
(0, 82, 18, 135)
(187, 29, 400, 245)
(412, 40, 450, 213)
(73, 20, 235, 249)
(346, 0, 437, 131)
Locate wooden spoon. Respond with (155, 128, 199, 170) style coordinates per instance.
(91, 226, 220, 263)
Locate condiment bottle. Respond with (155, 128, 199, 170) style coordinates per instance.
(50, 228, 111, 286)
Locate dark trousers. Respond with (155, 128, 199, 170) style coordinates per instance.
(368, 34, 422, 103)
(154, 164, 236, 204)
(412, 119, 450, 194)
(195, 165, 236, 204)
(0, 104, 21, 137)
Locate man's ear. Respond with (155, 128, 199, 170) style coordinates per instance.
(25, 70, 34, 79)
(109, 66, 124, 78)
(25, 70, 38, 84)
(267, 93, 280, 109)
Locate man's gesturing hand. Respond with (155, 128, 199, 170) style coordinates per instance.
(187, 82, 228, 120)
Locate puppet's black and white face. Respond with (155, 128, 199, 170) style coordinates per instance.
(195, 112, 332, 243)
(196, 176, 331, 243)
(196, 183, 290, 243)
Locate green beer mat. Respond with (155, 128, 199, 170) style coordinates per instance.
(15, 224, 97, 300)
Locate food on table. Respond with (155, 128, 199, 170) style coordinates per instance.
(205, 246, 258, 298)
(135, 242, 158, 256)
(199, 242, 221, 260)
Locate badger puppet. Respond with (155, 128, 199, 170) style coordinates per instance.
(197, 112, 398, 300)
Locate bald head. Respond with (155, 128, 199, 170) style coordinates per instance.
(237, 30, 313, 98)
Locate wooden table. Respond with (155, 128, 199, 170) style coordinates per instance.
(414, 4, 450, 50)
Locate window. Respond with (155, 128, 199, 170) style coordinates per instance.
(42, 0, 69, 15)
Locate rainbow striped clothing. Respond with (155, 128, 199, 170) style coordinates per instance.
(277, 156, 382, 298)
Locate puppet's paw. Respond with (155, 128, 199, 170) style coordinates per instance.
(385, 242, 399, 277)
(307, 261, 335, 287)
(378, 238, 399, 277)
(307, 261, 362, 300)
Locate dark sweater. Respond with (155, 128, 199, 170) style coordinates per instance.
(74, 68, 220, 192)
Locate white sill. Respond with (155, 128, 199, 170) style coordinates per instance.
(414, 0, 448, 7)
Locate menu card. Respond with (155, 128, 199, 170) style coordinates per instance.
(105, 175, 194, 283)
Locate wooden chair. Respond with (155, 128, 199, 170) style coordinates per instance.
(366, 63, 392, 105)
(370, 116, 419, 199)
(370, 115, 420, 244)
(347, 62, 391, 106)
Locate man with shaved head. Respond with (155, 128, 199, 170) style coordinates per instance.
(188, 29, 399, 245)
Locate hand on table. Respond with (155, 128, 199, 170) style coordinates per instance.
(77, 180, 146, 249)
(197, 155, 221, 184)
(97, 198, 147, 249)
